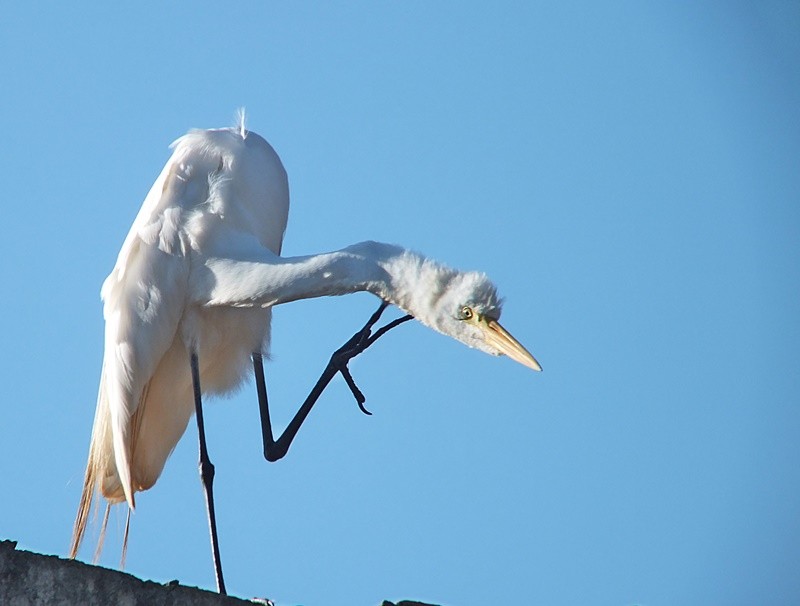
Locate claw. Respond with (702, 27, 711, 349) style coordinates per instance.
(329, 302, 413, 417)
(339, 365, 371, 415)
(367, 314, 414, 346)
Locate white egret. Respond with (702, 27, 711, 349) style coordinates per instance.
(69, 114, 541, 594)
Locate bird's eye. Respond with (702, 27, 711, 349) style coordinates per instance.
(459, 306, 474, 320)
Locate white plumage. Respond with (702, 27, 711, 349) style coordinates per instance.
(70, 115, 540, 569)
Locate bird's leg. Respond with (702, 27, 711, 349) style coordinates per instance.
(253, 302, 413, 462)
(190, 352, 227, 595)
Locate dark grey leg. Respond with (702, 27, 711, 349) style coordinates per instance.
(190, 351, 227, 595)
(254, 302, 413, 462)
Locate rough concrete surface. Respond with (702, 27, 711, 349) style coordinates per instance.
(0, 539, 256, 605)
(0, 539, 440, 606)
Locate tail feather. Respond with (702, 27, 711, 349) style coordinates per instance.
(121, 507, 132, 569)
(93, 503, 111, 563)
(70, 363, 132, 560)
(68, 451, 99, 559)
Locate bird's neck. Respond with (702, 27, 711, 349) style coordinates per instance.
(196, 240, 457, 328)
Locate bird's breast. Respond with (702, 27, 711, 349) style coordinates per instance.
(190, 305, 273, 394)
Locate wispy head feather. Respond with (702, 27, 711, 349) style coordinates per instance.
(235, 107, 247, 139)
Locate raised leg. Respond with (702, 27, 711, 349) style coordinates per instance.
(190, 351, 227, 595)
(254, 302, 413, 462)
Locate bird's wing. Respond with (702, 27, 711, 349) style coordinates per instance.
(98, 140, 216, 508)
(72, 138, 218, 558)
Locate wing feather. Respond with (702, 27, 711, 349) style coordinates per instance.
(71, 125, 290, 559)
(71, 137, 216, 555)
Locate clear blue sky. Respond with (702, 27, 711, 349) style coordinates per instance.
(1, 3, 798, 605)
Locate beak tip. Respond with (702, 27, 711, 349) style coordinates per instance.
(502, 350, 542, 372)
(523, 357, 542, 372)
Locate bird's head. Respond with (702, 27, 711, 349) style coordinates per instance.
(348, 242, 541, 371)
(406, 267, 542, 371)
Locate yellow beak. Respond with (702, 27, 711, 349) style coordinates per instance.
(481, 318, 542, 371)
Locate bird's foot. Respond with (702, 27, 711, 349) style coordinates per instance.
(330, 302, 413, 415)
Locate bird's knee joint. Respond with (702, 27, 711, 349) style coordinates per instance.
(199, 459, 216, 481)
(263, 447, 285, 463)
